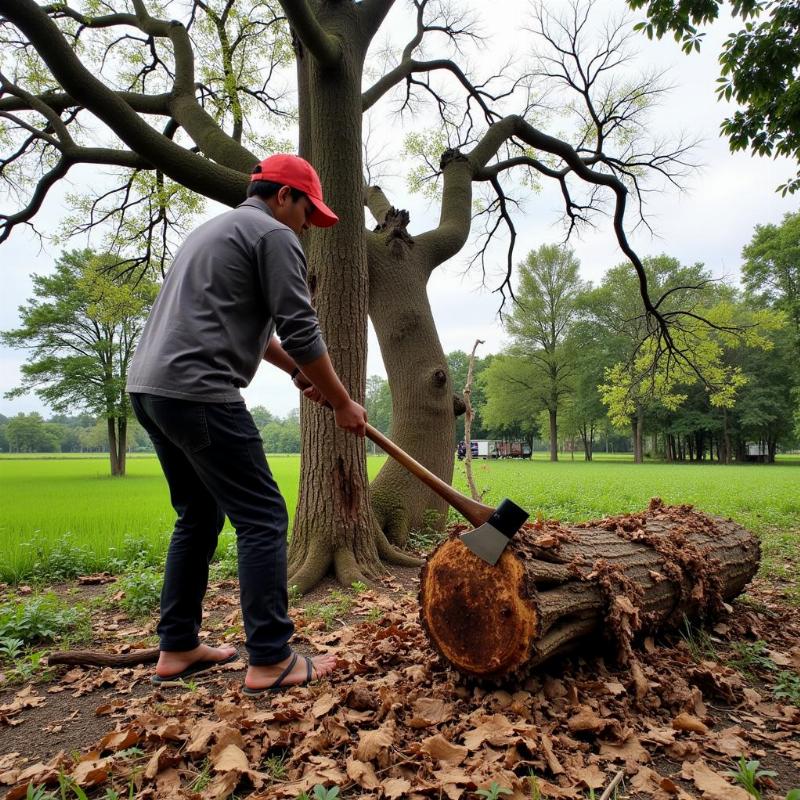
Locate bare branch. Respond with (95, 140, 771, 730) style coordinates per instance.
(0, 0, 248, 205)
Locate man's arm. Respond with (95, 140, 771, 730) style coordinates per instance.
(263, 337, 366, 436)
(263, 336, 297, 374)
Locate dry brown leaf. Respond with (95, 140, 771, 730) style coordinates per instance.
(71, 758, 109, 788)
(708, 727, 748, 758)
(680, 758, 751, 800)
(355, 720, 395, 768)
(408, 696, 454, 727)
(573, 763, 606, 789)
(462, 714, 516, 750)
(213, 726, 245, 751)
(300, 754, 347, 785)
(186, 720, 222, 756)
(311, 692, 337, 718)
(346, 757, 379, 789)
(99, 727, 140, 752)
(0, 753, 20, 772)
(154, 766, 181, 796)
(642, 726, 678, 746)
(144, 745, 167, 780)
(672, 712, 709, 735)
(768, 649, 792, 667)
(203, 771, 240, 800)
(543, 676, 568, 699)
(631, 659, 649, 702)
(381, 777, 412, 798)
(211, 744, 249, 773)
(0, 769, 20, 787)
(421, 733, 468, 766)
(599, 735, 649, 767)
(567, 705, 608, 734)
(631, 766, 664, 794)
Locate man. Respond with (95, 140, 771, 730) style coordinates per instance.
(127, 154, 366, 693)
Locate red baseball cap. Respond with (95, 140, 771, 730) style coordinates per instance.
(250, 154, 339, 228)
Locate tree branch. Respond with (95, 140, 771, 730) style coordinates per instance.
(279, 0, 342, 69)
(358, 0, 396, 45)
(0, 0, 247, 206)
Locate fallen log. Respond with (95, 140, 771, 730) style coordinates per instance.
(47, 647, 159, 667)
(419, 499, 760, 681)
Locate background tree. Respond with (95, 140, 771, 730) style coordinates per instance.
(589, 257, 778, 461)
(4, 412, 60, 452)
(627, 0, 800, 194)
(261, 409, 302, 454)
(481, 355, 543, 445)
(249, 405, 276, 430)
(0, 0, 700, 588)
(1, 249, 157, 475)
(563, 320, 609, 460)
(364, 375, 392, 439)
(581, 255, 701, 461)
(503, 244, 585, 461)
(726, 324, 796, 462)
(742, 211, 800, 351)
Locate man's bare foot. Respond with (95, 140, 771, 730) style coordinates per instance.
(245, 652, 337, 691)
(156, 643, 238, 679)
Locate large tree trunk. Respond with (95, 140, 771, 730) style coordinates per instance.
(287, 10, 419, 592)
(419, 499, 760, 681)
(365, 149, 475, 546)
(367, 202, 454, 545)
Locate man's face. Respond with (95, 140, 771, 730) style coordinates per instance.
(272, 186, 314, 235)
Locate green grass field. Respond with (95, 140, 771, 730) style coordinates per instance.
(1, 453, 798, 584)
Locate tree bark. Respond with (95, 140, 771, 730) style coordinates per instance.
(419, 499, 760, 681)
(366, 200, 456, 544)
(287, 8, 419, 592)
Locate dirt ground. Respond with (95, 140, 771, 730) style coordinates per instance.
(0, 548, 798, 800)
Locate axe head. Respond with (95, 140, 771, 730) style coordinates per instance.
(459, 498, 529, 565)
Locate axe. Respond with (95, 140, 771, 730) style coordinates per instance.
(364, 423, 529, 564)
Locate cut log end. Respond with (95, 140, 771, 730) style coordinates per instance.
(419, 504, 760, 682)
(419, 538, 537, 679)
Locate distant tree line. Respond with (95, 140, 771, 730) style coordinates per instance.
(0, 411, 151, 454)
(3, 215, 796, 465)
(465, 212, 800, 464)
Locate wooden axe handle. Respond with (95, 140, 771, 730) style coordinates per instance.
(363, 422, 494, 528)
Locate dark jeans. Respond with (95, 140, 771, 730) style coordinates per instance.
(130, 393, 293, 665)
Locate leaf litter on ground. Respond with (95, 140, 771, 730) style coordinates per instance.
(0, 552, 798, 799)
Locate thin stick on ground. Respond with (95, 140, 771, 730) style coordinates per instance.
(599, 770, 625, 800)
(463, 338, 484, 502)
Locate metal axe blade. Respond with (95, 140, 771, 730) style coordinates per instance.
(459, 498, 529, 565)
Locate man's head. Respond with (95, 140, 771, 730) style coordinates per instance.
(248, 154, 338, 234)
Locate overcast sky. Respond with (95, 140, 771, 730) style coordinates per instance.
(1, 0, 797, 420)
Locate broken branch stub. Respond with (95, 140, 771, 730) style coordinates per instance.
(419, 499, 760, 681)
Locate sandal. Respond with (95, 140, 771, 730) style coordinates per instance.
(242, 652, 317, 695)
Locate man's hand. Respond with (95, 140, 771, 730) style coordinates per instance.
(333, 399, 367, 437)
(302, 384, 326, 405)
(293, 372, 326, 405)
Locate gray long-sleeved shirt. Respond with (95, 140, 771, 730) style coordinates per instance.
(126, 198, 326, 402)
